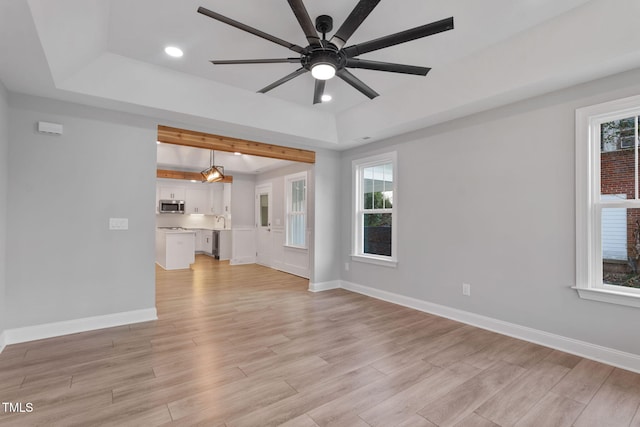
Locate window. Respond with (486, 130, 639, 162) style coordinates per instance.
(285, 171, 307, 248)
(575, 94, 640, 308)
(352, 152, 397, 267)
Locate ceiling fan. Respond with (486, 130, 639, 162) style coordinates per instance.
(197, 0, 453, 104)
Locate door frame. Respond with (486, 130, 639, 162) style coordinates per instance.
(255, 183, 273, 267)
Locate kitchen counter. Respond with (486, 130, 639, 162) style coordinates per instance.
(156, 228, 195, 270)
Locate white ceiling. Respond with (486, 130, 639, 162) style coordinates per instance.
(1, 0, 640, 151)
(157, 143, 295, 174)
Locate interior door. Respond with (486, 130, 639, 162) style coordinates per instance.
(256, 184, 272, 266)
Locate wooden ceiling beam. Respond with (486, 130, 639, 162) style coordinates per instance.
(157, 168, 233, 183)
(157, 125, 316, 164)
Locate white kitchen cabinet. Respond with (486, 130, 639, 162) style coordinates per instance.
(156, 229, 195, 270)
(158, 185, 185, 201)
(195, 229, 204, 252)
(207, 183, 232, 215)
(222, 183, 231, 215)
(202, 230, 213, 255)
(208, 183, 224, 215)
(186, 188, 209, 214)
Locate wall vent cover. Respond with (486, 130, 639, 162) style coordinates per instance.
(37, 121, 63, 135)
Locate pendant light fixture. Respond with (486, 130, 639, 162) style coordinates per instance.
(201, 150, 225, 182)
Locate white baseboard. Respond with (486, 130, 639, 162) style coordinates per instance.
(308, 280, 341, 292)
(281, 263, 310, 279)
(340, 280, 640, 374)
(2, 308, 158, 347)
(230, 256, 256, 265)
(0, 331, 6, 354)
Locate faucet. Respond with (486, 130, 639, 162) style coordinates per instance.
(216, 215, 227, 229)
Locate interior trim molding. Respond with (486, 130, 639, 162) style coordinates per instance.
(339, 280, 640, 374)
(308, 280, 341, 293)
(230, 257, 256, 265)
(0, 331, 6, 354)
(158, 125, 316, 163)
(2, 308, 158, 347)
(157, 168, 233, 183)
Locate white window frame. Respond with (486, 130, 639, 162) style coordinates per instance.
(352, 151, 398, 268)
(285, 171, 307, 249)
(575, 94, 640, 308)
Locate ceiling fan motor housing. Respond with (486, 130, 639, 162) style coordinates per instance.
(303, 45, 344, 73)
(315, 15, 333, 35)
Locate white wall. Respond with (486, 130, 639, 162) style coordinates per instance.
(6, 94, 157, 329)
(312, 149, 341, 285)
(257, 162, 315, 278)
(230, 173, 256, 227)
(0, 81, 8, 344)
(340, 67, 640, 357)
(257, 162, 315, 231)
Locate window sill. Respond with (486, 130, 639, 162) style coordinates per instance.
(284, 244, 307, 251)
(572, 286, 640, 308)
(351, 254, 398, 268)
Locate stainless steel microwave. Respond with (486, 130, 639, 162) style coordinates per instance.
(159, 200, 185, 214)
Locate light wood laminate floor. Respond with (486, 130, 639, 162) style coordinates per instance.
(1, 255, 639, 426)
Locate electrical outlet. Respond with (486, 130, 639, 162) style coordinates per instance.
(462, 283, 471, 296)
(345, 262, 350, 271)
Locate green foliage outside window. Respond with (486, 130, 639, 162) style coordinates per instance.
(363, 191, 392, 227)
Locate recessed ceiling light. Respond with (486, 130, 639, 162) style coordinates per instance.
(321, 94, 332, 102)
(234, 152, 242, 156)
(156, 141, 161, 145)
(164, 46, 183, 58)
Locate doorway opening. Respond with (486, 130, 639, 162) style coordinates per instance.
(154, 125, 316, 283)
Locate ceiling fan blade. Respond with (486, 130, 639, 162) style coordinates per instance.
(211, 58, 301, 65)
(258, 67, 308, 93)
(313, 79, 326, 104)
(343, 17, 454, 58)
(337, 69, 379, 99)
(329, 0, 381, 50)
(287, 0, 321, 46)
(197, 6, 305, 54)
(345, 58, 430, 76)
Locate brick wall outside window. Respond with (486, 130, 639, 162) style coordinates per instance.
(601, 148, 640, 260)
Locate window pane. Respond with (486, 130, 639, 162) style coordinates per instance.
(363, 163, 393, 211)
(601, 116, 637, 200)
(292, 179, 305, 212)
(288, 213, 305, 247)
(260, 194, 269, 227)
(373, 165, 385, 208)
(384, 163, 393, 209)
(602, 206, 640, 288)
(363, 166, 374, 210)
(364, 213, 392, 256)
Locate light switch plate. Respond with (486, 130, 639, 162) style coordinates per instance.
(109, 218, 129, 230)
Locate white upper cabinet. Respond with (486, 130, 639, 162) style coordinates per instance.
(157, 180, 231, 216)
(223, 183, 231, 215)
(158, 186, 185, 201)
(209, 183, 224, 215)
(186, 188, 209, 214)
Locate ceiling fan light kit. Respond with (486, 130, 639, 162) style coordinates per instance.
(197, 0, 454, 104)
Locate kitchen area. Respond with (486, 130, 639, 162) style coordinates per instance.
(154, 134, 313, 278)
(155, 179, 233, 270)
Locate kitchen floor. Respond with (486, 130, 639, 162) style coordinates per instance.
(0, 255, 639, 425)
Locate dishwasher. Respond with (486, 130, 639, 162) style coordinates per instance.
(211, 230, 220, 259)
